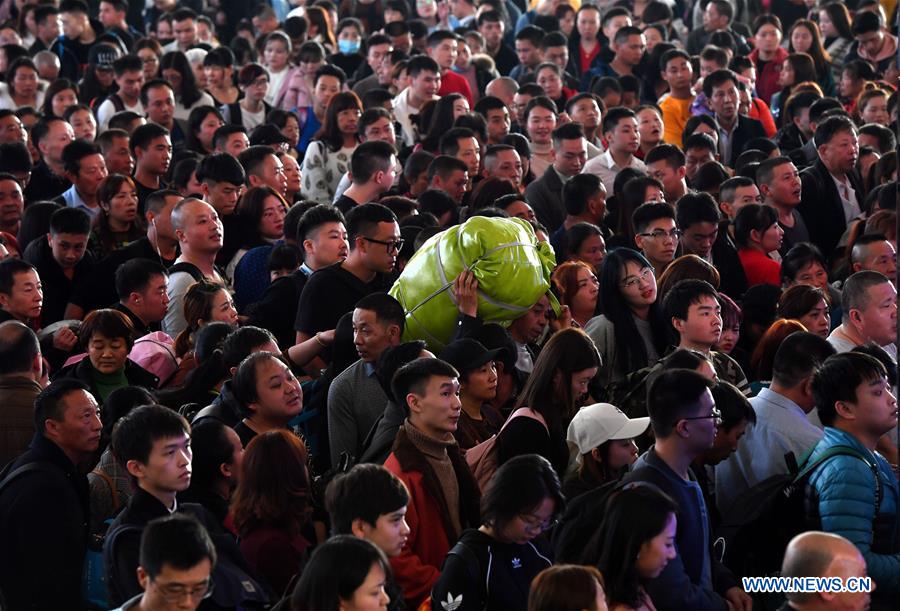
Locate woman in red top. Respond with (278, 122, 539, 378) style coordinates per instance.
(748, 15, 789, 106)
(568, 5, 602, 81)
(735, 204, 784, 288)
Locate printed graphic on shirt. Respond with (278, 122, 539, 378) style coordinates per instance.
(441, 592, 463, 611)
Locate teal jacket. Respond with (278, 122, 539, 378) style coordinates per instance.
(806, 427, 900, 594)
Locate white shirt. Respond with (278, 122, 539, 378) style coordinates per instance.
(266, 66, 290, 107)
(174, 91, 216, 122)
(829, 172, 861, 223)
(96, 97, 144, 132)
(392, 88, 437, 148)
(581, 149, 647, 194)
(715, 388, 824, 522)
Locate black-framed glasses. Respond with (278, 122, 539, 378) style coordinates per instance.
(682, 407, 722, 423)
(363, 236, 404, 252)
(638, 229, 683, 240)
(153, 578, 214, 603)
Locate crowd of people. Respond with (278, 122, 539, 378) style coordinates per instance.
(0, 0, 896, 608)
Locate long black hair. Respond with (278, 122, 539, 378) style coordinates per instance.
(291, 536, 391, 611)
(597, 248, 669, 376)
(160, 50, 204, 108)
(482, 454, 565, 533)
(588, 483, 678, 608)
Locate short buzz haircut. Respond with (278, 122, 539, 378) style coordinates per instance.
(139, 78, 173, 108)
(814, 352, 888, 427)
(647, 368, 715, 438)
(213, 124, 247, 150)
(139, 514, 216, 580)
(196, 152, 245, 186)
(406, 55, 439, 79)
(296, 204, 345, 244)
(858, 124, 896, 155)
(115, 258, 167, 301)
(111, 404, 190, 467)
(427, 155, 468, 182)
(516, 25, 544, 46)
(602, 106, 636, 135)
(473, 95, 507, 117)
(771, 331, 836, 389)
(660, 48, 690, 72)
(345, 203, 397, 245)
(841, 270, 892, 320)
(814, 115, 857, 148)
(700, 45, 729, 68)
(354, 292, 405, 333)
(0, 319, 40, 376)
(756, 156, 795, 188)
(563, 173, 604, 216)
(33, 379, 92, 434)
(439, 127, 477, 157)
(644, 143, 685, 168)
(685, 132, 717, 154)
(49, 206, 91, 236)
(391, 357, 459, 411)
(663, 278, 719, 323)
(130, 122, 169, 156)
(702, 68, 740, 99)
(61, 139, 101, 176)
(632, 201, 675, 235)
(0, 259, 36, 296)
(675, 192, 720, 229)
(613, 25, 643, 45)
(551, 122, 584, 149)
(237, 145, 277, 184)
(325, 463, 410, 533)
(350, 140, 396, 184)
(426, 29, 457, 48)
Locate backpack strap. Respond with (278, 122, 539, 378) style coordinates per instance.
(796, 445, 884, 513)
(446, 536, 488, 608)
(0, 461, 58, 496)
(499, 407, 548, 435)
(167, 262, 206, 283)
(91, 467, 120, 512)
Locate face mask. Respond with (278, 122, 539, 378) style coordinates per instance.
(447, 14, 461, 29)
(338, 39, 361, 54)
(451, 64, 466, 73)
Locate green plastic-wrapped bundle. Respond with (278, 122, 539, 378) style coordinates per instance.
(389, 215, 558, 351)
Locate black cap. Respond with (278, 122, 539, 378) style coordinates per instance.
(249, 123, 292, 147)
(438, 338, 507, 374)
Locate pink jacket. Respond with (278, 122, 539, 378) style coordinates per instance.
(275, 66, 308, 111)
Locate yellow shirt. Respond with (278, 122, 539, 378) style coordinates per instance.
(658, 94, 695, 147)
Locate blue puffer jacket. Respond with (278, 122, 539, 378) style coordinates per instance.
(806, 427, 900, 595)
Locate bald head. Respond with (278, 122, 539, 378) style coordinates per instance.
(486, 77, 518, 107)
(0, 320, 40, 376)
(781, 532, 870, 608)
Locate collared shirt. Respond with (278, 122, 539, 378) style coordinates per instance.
(581, 149, 647, 194)
(715, 387, 825, 521)
(392, 88, 437, 148)
(60, 184, 100, 219)
(830, 172, 861, 223)
(718, 120, 736, 166)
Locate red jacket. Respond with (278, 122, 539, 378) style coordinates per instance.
(383, 426, 481, 609)
(749, 46, 788, 107)
(439, 70, 474, 107)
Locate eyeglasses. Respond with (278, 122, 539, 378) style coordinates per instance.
(638, 229, 683, 241)
(520, 514, 558, 533)
(620, 266, 654, 290)
(153, 578, 214, 603)
(363, 236, 404, 253)
(682, 407, 722, 424)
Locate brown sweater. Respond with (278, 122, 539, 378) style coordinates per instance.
(404, 421, 462, 537)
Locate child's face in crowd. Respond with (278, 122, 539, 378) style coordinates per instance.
(409, 375, 462, 436)
(358, 506, 411, 557)
(635, 512, 677, 579)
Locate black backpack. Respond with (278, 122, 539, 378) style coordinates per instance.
(716, 445, 883, 583)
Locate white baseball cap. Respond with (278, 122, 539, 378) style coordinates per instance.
(567, 403, 650, 455)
